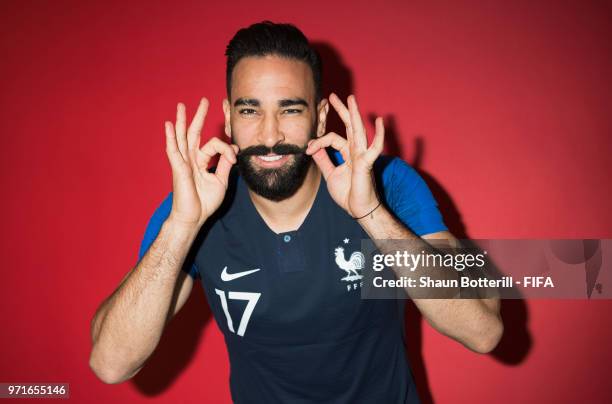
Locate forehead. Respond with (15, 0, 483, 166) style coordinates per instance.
(230, 55, 315, 103)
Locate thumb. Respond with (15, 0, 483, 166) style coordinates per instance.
(312, 148, 335, 180)
(214, 154, 234, 188)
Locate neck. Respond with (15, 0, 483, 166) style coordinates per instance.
(247, 163, 321, 234)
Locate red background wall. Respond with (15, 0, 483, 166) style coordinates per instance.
(1, 1, 611, 403)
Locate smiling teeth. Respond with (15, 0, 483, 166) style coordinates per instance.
(258, 155, 283, 162)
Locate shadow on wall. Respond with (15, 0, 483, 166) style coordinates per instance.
(393, 136, 533, 402)
(315, 41, 533, 403)
(407, 136, 532, 369)
(314, 42, 354, 138)
(132, 281, 212, 396)
(129, 41, 532, 402)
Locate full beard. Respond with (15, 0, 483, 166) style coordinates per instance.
(234, 139, 314, 202)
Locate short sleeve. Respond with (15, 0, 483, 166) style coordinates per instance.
(138, 192, 200, 279)
(379, 157, 448, 236)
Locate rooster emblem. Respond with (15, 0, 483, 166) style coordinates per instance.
(335, 246, 365, 281)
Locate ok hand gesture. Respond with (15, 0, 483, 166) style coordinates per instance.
(306, 93, 384, 219)
(165, 98, 238, 229)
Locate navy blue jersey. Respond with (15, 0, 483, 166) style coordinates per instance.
(137, 156, 447, 403)
(139, 155, 447, 280)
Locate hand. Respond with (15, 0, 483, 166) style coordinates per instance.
(305, 93, 384, 218)
(165, 98, 238, 228)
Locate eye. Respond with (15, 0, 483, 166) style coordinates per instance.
(282, 109, 303, 114)
(239, 108, 257, 115)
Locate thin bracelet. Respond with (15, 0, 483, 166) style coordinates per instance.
(353, 201, 382, 220)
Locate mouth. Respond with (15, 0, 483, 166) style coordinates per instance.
(253, 153, 291, 168)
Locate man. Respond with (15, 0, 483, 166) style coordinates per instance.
(89, 21, 502, 403)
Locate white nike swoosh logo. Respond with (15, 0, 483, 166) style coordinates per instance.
(220, 266, 261, 281)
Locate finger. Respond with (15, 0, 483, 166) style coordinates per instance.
(196, 137, 237, 170)
(364, 116, 385, 162)
(347, 95, 368, 149)
(175, 103, 188, 159)
(311, 148, 335, 180)
(214, 154, 234, 187)
(306, 132, 347, 152)
(165, 121, 184, 168)
(187, 98, 209, 152)
(316, 98, 329, 138)
(306, 132, 349, 162)
(328, 93, 353, 142)
(329, 93, 351, 126)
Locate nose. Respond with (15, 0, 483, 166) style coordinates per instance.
(257, 112, 285, 149)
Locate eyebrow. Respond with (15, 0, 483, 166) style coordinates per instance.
(234, 98, 260, 107)
(279, 98, 308, 108)
(233, 98, 309, 108)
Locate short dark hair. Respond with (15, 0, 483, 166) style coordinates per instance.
(225, 21, 322, 103)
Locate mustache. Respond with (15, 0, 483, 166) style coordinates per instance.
(238, 143, 308, 157)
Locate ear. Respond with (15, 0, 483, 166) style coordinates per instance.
(222, 98, 231, 139)
(316, 98, 329, 138)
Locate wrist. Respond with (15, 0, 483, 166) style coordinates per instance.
(350, 194, 381, 219)
(164, 216, 202, 237)
(353, 200, 382, 220)
(355, 204, 395, 239)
